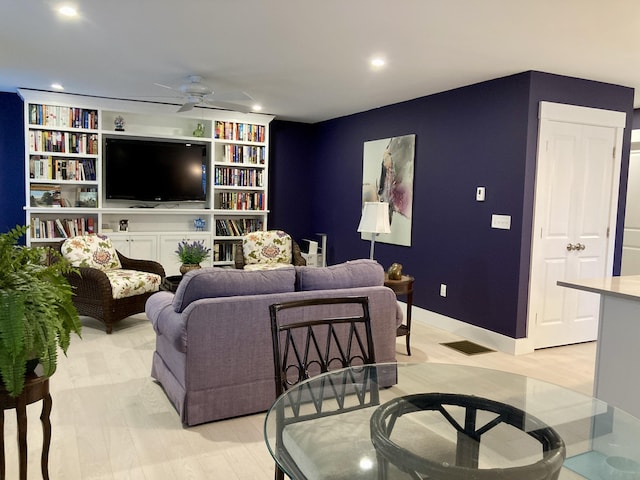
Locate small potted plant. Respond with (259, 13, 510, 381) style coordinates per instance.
(175, 239, 211, 274)
(0, 225, 82, 397)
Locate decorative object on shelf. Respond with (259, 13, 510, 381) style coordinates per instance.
(0, 225, 82, 397)
(119, 219, 129, 232)
(193, 122, 205, 137)
(357, 201, 391, 260)
(387, 262, 403, 280)
(114, 115, 125, 131)
(194, 217, 206, 231)
(175, 239, 211, 274)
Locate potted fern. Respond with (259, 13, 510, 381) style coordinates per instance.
(0, 225, 82, 397)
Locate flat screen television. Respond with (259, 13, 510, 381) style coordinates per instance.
(104, 137, 207, 203)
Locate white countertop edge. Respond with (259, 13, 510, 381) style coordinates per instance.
(557, 275, 640, 301)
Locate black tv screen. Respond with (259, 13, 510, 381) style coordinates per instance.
(104, 137, 207, 202)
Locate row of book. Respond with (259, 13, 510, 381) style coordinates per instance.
(29, 130, 99, 155)
(30, 216, 96, 240)
(29, 104, 99, 130)
(30, 184, 98, 208)
(213, 242, 237, 262)
(220, 144, 265, 164)
(214, 121, 266, 143)
(215, 218, 263, 236)
(29, 156, 97, 181)
(217, 192, 265, 210)
(214, 167, 264, 187)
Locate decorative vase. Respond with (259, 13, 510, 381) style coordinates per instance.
(180, 263, 201, 275)
(388, 263, 403, 280)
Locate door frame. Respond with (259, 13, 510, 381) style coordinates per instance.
(527, 101, 626, 344)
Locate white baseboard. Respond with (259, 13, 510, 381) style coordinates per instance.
(402, 303, 535, 355)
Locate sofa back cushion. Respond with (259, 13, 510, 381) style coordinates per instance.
(61, 234, 122, 271)
(172, 266, 296, 313)
(295, 259, 384, 291)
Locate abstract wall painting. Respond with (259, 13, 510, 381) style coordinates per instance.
(361, 134, 415, 247)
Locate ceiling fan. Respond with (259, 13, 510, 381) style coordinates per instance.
(154, 75, 254, 113)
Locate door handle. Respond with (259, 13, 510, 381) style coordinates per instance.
(566, 243, 576, 251)
(566, 243, 586, 251)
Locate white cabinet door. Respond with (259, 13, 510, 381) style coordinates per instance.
(109, 234, 158, 261)
(159, 234, 213, 276)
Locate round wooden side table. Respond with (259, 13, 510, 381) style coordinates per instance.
(384, 273, 415, 356)
(0, 372, 51, 480)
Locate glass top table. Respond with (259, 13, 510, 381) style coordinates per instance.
(264, 363, 640, 480)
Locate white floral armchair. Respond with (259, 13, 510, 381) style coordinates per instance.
(58, 234, 165, 333)
(234, 230, 306, 270)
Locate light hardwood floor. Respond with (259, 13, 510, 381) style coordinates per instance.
(4, 313, 596, 479)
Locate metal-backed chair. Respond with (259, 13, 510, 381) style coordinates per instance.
(269, 296, 378, 480)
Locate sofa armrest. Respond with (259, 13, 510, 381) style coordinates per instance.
(146, 291, 177, 333)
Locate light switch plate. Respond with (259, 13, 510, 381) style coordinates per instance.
(476, 186, 485, 201)
(491, 214, 511, 230)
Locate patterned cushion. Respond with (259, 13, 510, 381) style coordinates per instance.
(243, 230, 292, 267)
(243, 262, 293, 271)
(61, 234, 122, 271)
(104, 269, 161, 300)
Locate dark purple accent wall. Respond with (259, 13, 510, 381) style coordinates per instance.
(267, 120, 315, 241)
(0, 92, 25, 233)
(269, 71, 634, 339)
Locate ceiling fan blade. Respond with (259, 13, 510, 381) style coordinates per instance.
(177, 102, 198, 113)
(154, 82, 177, 91)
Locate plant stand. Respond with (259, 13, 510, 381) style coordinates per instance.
(0, 372, 51, 480)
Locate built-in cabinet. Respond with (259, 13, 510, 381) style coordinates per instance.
(19, 89, 274, 276)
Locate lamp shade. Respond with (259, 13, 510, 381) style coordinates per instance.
(357, 202, 391, 234)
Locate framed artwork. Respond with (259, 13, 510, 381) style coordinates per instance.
(361, 134, 415, 247)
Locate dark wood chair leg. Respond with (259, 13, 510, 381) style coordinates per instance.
(40, 393, 52, 480)
(16, 396, 27, 480)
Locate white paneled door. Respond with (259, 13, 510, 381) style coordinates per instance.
(529, 102, 625, 349)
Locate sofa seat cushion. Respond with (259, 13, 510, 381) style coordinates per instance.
(243, 230, 292, 266)
(295, 259, 384, 291)
(172, 266, 296, 313)
(61, 234, 122, 271)
(104, 269, 161, 299)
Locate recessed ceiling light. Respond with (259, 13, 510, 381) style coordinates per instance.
(370, 58, 386, 68)
(58, 5, 78, 17)
(51, 83, 64, 91)
(252, 104, 262, 112)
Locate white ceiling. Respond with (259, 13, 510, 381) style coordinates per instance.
(2, 0, 640, 123)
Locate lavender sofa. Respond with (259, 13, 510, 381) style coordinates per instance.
(145, 259, 402, 426)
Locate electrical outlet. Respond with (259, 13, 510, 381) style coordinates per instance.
(440, 284, 447, 297)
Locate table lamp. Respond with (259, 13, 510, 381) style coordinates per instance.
(357, 202, 391, 260)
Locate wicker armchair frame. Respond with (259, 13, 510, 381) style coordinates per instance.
(234, 237, 306, 269)
(55, 242, 165, 334)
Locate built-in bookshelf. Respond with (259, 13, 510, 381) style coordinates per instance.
(20, 89, 273, 275)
